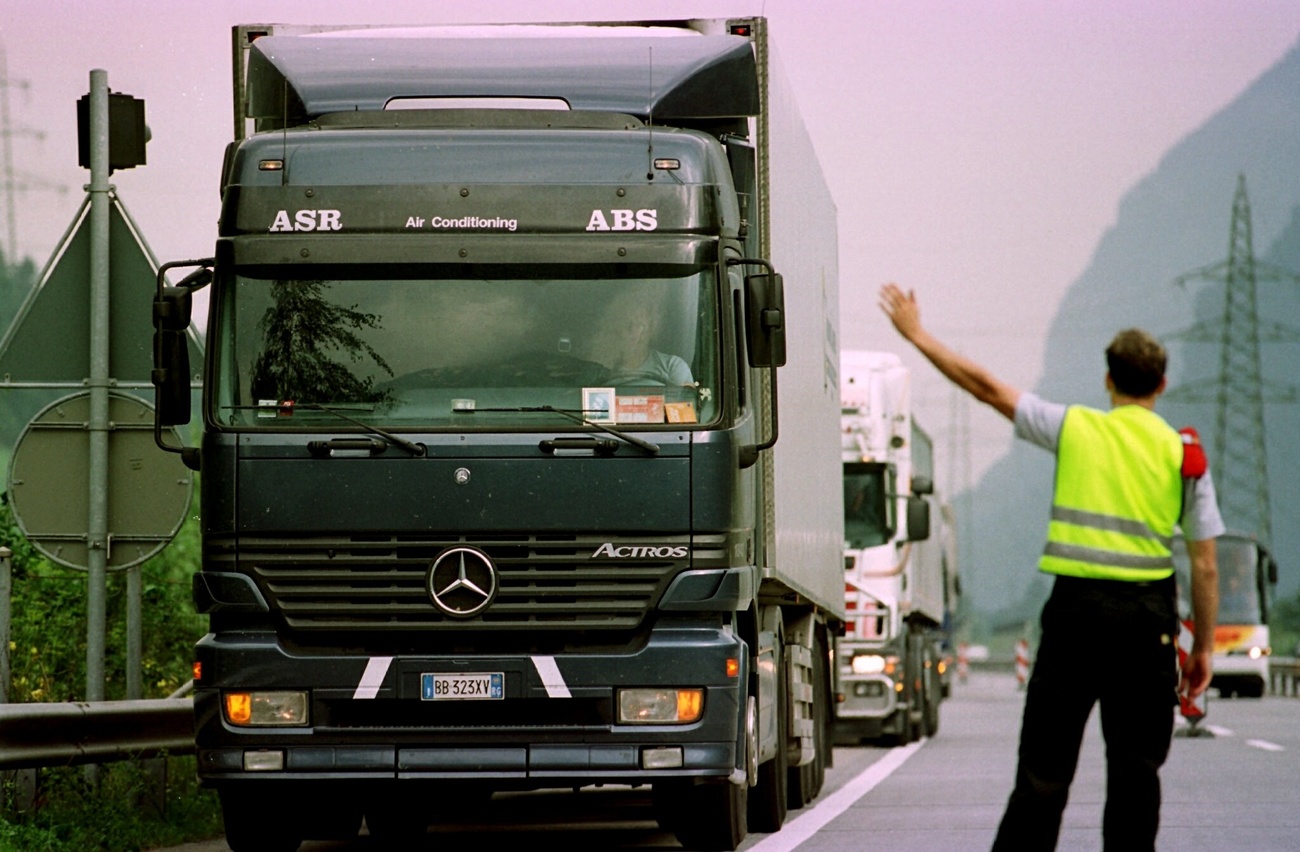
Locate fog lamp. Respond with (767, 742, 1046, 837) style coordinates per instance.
(642, 746, 684, 769)
(243, 750, 285, 771)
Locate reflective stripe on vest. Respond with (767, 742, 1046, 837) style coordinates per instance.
(1040, 405, 1183, 582)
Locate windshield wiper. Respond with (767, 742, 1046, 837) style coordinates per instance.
(227, 403, 427, 457)
(295, 403, 427, 457)
(463, 405, 660, 456)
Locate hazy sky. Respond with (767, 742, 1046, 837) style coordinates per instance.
(4, 0, 1300, 485)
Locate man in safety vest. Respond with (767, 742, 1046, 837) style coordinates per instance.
(880, 284, 1222, 851)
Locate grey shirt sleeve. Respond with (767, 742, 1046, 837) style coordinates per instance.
(1013, 392, 1067, 452)
(1181, 469, 1226, 542)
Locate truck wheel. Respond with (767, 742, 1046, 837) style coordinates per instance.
(365, 789, 429, 844)
(789, 632, 828, 807)
(748, 648, 788, 832)
(304, 798, 362, 841)
(924, 646, 941, 737)
(656, 778, 748, 851)
(219, 788, 302, 852)
(656, 693, 754, 850)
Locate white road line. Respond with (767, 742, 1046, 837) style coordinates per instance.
(1205, 724, 1235, 737)
(1246, 739, 1285, 752)
(746, 738, 927, 852)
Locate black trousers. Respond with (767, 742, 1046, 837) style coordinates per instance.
(991, 575, 1180, 852)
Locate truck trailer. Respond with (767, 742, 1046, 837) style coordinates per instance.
(151, 18, 842, 851)
(836, 350, 957, 744)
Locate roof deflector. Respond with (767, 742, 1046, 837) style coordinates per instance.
(246, 32, 759, 128)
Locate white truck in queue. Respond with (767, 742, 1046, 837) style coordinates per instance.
(835, 350, 958, 744)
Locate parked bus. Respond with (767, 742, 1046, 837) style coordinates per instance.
(1173, 531, 1278, 698)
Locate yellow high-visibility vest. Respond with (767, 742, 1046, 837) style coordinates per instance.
(1039, 405, 1183, 581)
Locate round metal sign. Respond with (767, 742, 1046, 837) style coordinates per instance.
(7, 391, 193, 571)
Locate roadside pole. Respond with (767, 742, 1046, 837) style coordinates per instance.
(85, 69, 110, 705)
(0, 546, 10, 704)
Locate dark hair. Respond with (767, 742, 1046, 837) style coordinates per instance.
(1106, 328, 1166, 397)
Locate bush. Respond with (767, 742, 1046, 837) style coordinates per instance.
(0, 756, 222, 851)
(1, 489, 205, 702)
(1, 488, 222, 847)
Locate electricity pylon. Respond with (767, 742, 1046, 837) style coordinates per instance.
(1166, 174, 1300, 546)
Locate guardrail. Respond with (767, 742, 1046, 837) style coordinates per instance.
(0, 698, 194, 770)
(1269, 657, 1300, 697)
(966, 654, 1300, 698)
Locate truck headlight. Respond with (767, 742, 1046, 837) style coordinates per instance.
(618, 688, 704, 724)
(851, 654, 887, 675)
(224, 691, 309, 727)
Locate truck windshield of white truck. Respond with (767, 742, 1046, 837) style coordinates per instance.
(210, 270, 716, 428)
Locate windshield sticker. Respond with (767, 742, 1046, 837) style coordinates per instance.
(582, 387, 615, 424)
(257, 399, 295, 418)
(664, 401, 697, 424)
(615, 395, 665, 424)
(585, 209, 658, 232)
(269, 210, 342, 232)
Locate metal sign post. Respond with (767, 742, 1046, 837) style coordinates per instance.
(86, 69, 110, 704)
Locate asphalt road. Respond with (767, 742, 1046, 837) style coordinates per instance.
(159, 670, 1300, 851)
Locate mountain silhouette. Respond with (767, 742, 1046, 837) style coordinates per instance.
(968, 36, 1300, 618)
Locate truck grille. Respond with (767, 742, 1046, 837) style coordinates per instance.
(212, 534, 697, 634)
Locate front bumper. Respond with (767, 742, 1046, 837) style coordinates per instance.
(193, 625, 743, 786)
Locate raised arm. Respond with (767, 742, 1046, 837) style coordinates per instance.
(879, 284, 1021, 420)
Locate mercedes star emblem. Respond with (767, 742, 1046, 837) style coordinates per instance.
(427, 546, 498, 617)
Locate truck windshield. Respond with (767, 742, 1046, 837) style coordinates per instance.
(843, 462, 894, 550)
(211, 271, 717, 429)
(1173, 536, 1263, 624)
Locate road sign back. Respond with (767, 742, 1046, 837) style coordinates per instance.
(0, 192, 203, 385)
(7, 391, 193, 571)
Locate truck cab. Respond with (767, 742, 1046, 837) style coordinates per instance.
(152, 20, 841, 851)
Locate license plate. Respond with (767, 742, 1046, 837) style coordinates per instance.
(421, 672, 504, 701)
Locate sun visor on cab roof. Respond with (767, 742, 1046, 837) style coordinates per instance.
(245, 32, 760, 128)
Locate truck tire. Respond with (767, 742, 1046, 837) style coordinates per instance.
(656, 778, 747, 852)
(364, 789, 429, 844)
(923, 644, 941, 737)
(220, 788, 303, 852)
(748, 641, 788, 832)
(788, 631, 828, 807)
(656, 693, 753, 850)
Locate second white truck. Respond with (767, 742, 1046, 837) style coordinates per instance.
(835, 350, 957, 744)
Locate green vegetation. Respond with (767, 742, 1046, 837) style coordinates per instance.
(0, 757, 223, 851)
(0, 494, 224, 848)
(1271, 590, 1300, 659)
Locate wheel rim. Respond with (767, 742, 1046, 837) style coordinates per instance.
(746, 694, 759, 784)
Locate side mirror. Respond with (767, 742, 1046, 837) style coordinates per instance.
(906, 495, 931, 542)
(744, 272, 787, 368)
(152, 286, 193, 426)
(911, 475, 934, 496)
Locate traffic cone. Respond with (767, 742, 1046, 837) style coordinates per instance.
(1014, 639, 1030, 691)
(957, 642, 969, 685)
(1175, 618, 1212, 738)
